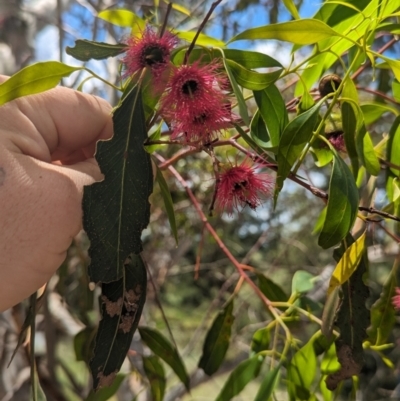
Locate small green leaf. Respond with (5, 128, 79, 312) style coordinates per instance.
(378, 55, 400, 82)
(175, 31, 225, 47)
(321, 343, 340, 375)
(254, 84, 288, 148)
(288, 339, 317, 400)
(199, 300, 235, 376)
(257, 274, 288, 301)
(83, 86, 153, 283)
(229, 19, 342, 45)
(139, 327, 190, 391)
(142, 355, 166, 401)
(90, 254, 147, 390)
(85, 374, 125, 401)
(361, 102, 399, 125)
(66, 40, 127, 61)
(74, 327, 95, 363)
(251, 327, 270, 354)
(275, 100, 323, 197)
(223, 59, 249, 126)
(321, 286, 341, 339)
(225, 59, 282, 91)
(254, 366, 280, 401)
(328, 231, 366, 296)
(318, 154, 359, 249)
(215, 356, 264, 401)
(0, 62, 81, 106)
(292, 270, 315, 294)
(154, 163, 178, 244)
(282, 0, 300, 19)
(312, 147, 333, 167)
(97, 9, 145, 30)
(167, 1, 190, 16)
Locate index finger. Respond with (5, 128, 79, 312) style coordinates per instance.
(0, 77, 114, 162)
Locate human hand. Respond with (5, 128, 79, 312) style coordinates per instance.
(0, 77, 113, 311)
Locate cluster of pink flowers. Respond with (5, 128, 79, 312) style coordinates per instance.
(122, 26, 273, 213)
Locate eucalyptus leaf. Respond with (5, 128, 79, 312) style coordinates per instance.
(318, 154, 359, 249)
(229, 19, 342, 45)
(0, 62, 81, 106)
(83, 86, 153, 283)
(254, 367, 280, 401)
(199, 300, 235, 376)
(139, 327, 190, 391)
(66, 40, 127, 61)
(142, 355, 166, 401)
(215, 356, 263, 401)
(97, 9, 145, 30)
(90, 254, 147, 390)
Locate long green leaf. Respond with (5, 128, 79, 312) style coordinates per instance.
(97, 9, 145, 30)
(66, 40, 127, 61)
(229, 19, 342, 45)
(387, 116, 400, 176)
(341, 101, 359, 177)
(251, 327, 271, 354)
(175, 31, 225, 47)
(254, 85, 288, 148)
(288, 339, 317, 400)
(139, 327, 190, 391)
(85, 374, 126, 401)
(254, 366, 280, 401)
(142, 355, 166, 401)
(90, 255, 147, 390)
(318, 154, 359, 249)
(215, 356, 264, 401)
(326, 235, 369, 391)
(83, 86, 153, 283)
(225, 59, 282, 91)
(275, 100, 323, 198)
(0, 62, 81, 106)
(199, 300, 235, 376)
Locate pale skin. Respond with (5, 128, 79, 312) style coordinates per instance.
(0, 76, 113, 311)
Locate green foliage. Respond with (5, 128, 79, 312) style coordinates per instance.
(66, 40, 127, 61)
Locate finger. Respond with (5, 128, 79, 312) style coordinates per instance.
(2, 86, 113, 161)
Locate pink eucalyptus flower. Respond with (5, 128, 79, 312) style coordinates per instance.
(161, 61, 232, 144)
(215, 160, 274, 214)
(122, 26, 178, 79)
(392, 287, 400, 310)
(327, 131, 346, 152)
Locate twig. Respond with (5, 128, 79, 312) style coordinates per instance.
(360, 207, 400, 222)
(160, 2, 172, 38)
(184, 0, 223, 64)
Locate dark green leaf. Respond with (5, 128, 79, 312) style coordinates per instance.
(199, 300, 235, 376)
(361, 102, 398, 125)
(0, 62, 81, 106)
(387, 116, 400, 176)
(225, 59, 282, 91)
(341, 101, 359, 177)
(139, 327, 190, 391)
(257, 274, 288, 301)
(66, 40, 127, 61)
(254, 366, 280, 401)
(251, 327, 270, 354)
(229, 19, 342, 45)
(254, 84, 288, 148)
(292, 270, 315, 294)
(318, 154, 359, 249)
(250, 110, 271, 148)
(83, 86, 153, 283)
(275, 100, 323, 199)
(215, 356, 264, 401)
(326, 235, 369, 391)
(74, 327, 96, 363)
(154, 163, 178, 244)
(321, 286, 341, 339)
(142, 355, 166, 401)
(368, 271, 396, 345)
(287, 339, 317, 400)
(90, 254, 147, 390)
(85, 374, 125, 401)
(360, 132, 380, 176)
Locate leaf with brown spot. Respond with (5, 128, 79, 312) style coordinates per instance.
(326, 235, 370, 391)
(90, 254, 147, 390)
